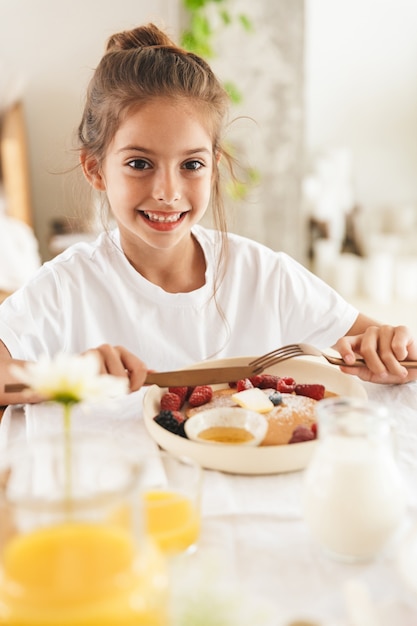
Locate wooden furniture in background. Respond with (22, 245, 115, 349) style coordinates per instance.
(0, 102, 34, 303)
(0, 101, 33, 227)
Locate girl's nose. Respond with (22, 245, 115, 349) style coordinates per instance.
(156, 190, 181, 204)
(152, 170, 181, 204)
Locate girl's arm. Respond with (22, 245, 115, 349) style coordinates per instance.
(0, 341, 149, 406)
(0, 341, 42, 405)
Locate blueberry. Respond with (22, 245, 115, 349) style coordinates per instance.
(269, 391, 282, 406)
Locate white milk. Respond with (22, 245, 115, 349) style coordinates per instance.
(302, 399, 407, 562)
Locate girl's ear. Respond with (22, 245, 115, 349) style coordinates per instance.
(80, 151, 106, 191)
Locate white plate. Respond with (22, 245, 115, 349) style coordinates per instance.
(143, 356, 367, 475)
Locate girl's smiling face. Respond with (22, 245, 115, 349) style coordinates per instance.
(87, 98, 215, 253)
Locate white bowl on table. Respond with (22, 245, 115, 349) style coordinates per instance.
(184, 407, 268, 447)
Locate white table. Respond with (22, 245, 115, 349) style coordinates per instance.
(2, 380, 417, 626)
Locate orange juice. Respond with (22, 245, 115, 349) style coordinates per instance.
(0, 522, 168, 625)
(144, 490, 200, 554)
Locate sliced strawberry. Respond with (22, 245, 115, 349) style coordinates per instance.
(160, 391, 182, 412)
(236, 378, 254, 392)
(311, 422, 318, 437)
(168, 386, 188, 407)
(188, 385, 213, 407)
(277, 377, 296, 393)
(295, 384, 325, 401)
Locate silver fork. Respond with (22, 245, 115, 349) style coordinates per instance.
(248, 343, 417, 369)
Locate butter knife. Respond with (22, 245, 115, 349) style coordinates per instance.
(4, 364, 257, 394)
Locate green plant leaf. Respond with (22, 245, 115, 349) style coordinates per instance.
(225, 180, 247, 201)
(191, 13, 212, 37)
(180, 0, 259, 200)
(181, 31, 214, 57)
(219, 10, 231, 25)
(183, 0, 207, 10)
(223, 81, 242, 105)
(180, 30, 195, 50)
(238, 14, 253, 32)
(248, 168, 261, 184)
(181, 14, 214, 56)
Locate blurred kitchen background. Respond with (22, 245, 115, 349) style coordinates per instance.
(1, 0, 417, 330)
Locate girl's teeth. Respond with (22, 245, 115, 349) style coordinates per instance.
(144, 212, 182, 223)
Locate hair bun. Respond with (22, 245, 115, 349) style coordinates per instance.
(106, 23, 176, 52)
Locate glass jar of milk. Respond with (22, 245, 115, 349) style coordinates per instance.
(302, 397, 407, 562)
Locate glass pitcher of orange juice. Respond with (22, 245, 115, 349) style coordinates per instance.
(0, 433, 169, 626)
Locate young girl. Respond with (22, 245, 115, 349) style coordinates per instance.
(0, 23, 416, 405)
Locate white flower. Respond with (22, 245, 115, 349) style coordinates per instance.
(10, 353, 129, 405)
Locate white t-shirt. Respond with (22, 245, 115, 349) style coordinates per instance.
(0, 226, 358, 370)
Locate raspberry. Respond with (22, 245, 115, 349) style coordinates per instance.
(295, 384, 325, 401)
(171, 410, 186, 424)
(168, 386, 188, 407)
(288, 425, 315, 444)
(256, 374, 280, 389)
(249, 375, 263, 388)
(236, 378, 254, 392)
(154, 410, 181, 434)
(268, 391, 282, 406)
(276, 377, 296, 393)
(188, 385, 213, 407)
(160, 392, 182, 412)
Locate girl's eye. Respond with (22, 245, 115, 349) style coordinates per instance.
(183, 160, 204, 171)
(127, 159, 150, 170)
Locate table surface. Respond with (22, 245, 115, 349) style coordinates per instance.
(1, 378, 417, 626)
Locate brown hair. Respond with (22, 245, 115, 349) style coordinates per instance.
(78, 23, 233, 239)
